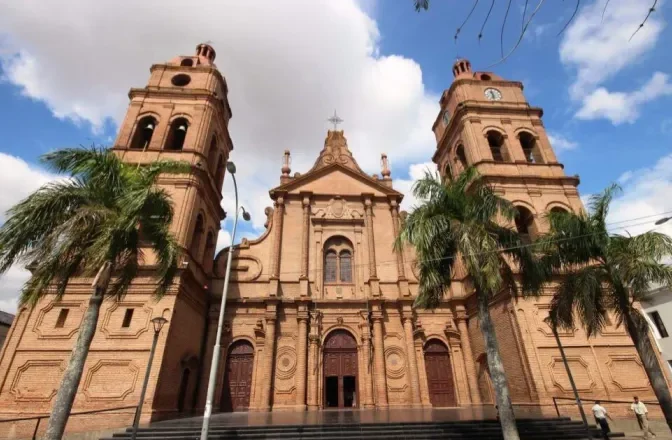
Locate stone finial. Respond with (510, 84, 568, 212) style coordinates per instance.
(196, 43, 216, 65)
(281, 150, 291, 177)
(381, 153, 391, 179)
(452, 58, 472, 79)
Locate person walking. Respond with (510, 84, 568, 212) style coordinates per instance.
(591, 400, 612, 439)
(631, 396, 656, 438)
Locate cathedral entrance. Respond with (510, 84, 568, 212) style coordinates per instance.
(323, 330, 358, 409)
(221, 340, 254, 412)
(424, 339, 456, 407)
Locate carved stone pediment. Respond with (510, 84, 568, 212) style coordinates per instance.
(312, 197, 363, 222)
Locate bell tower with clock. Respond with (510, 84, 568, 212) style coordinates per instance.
(432, 58, 583, 230)
(430, 58, 594, 406)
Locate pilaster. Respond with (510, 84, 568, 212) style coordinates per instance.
(300, 193, 312, 297)
(389, 198, 410, 297)
(259, 302, 278, 411)
(306, 310, 322, 410)
(401, 307, 422, 406)
(454, 305, 481, 404)
(294, 305, 309, 409)
(363, 195, 380, 296)
(371, 303, 388, 407)
(269, 195, 285, 296)
(359, 311, 375, 408)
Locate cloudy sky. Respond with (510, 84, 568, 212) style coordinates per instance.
(0, 0, 671, 312)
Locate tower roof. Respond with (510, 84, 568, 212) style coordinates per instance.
(168, 43, 217, 67)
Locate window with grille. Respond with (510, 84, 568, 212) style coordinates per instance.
(323, 236, 354, 285)
(55, 309, 69, 328)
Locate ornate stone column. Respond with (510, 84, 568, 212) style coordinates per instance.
(359, 313, 375, 408)
(371, 307, 388, 407)
(306, 310, 321, 410)
(269, 195, 285, 296)
(295, 307, 309, 408)
(402, 312, 422, 406)
(260, 309, 278, 411)
(363, 196, 380, 296)
(300, 193, 311, 297)
(390, 199, 406, 280)
(455, 305, 481, 404)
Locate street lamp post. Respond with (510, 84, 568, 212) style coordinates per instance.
(130, 316, 168, 440)
(201, 162, 250, 440)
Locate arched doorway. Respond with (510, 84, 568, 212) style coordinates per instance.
(323, 330, 358, 408)
(424, 339, 456, 407)
(221, 340, 254, 412)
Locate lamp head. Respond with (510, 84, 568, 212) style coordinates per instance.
(655, 217, 671, 226)
(226, 161, 236, 174)
(241, 207, 251, 222)
(151, 316, 168, 334)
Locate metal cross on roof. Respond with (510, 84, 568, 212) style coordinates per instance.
(327, 110, 343, 130)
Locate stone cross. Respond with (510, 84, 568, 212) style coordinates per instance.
(327, 110, 343, 130)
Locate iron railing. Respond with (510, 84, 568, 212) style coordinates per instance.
(0, 405, 137, 440)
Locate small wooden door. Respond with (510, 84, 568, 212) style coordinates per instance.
(221, 341, 254, 412)
(424, 339, 456, 407)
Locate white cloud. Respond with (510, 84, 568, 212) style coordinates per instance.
(0, 0, 439, 235)
(547, 132, 578, 152)
(395, 161, 437, 212)
(607, 153, 672, 238)
(576, 72, 672, 124)
(216, 229, 232, 252)
(559, 0, 668, 124)
(0, 153, 56, 313)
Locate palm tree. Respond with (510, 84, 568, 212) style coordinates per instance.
(396, 167, 546, 440)
(0, 147, 189, 440)
(541, 184, 672, 431)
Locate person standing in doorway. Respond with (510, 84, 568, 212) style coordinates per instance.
(631, 396, 656, 438)
(591, 401, 612, 440)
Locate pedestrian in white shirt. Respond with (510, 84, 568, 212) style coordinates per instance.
(631, 396, 656, 438)
(592, 401, 612, 439)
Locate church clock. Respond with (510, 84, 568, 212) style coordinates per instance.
(484, 87, 502, 101)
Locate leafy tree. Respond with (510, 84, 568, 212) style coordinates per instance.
(541, 184, 672, 431)
(0, 147, 189, 440)
(396, 167, 546, 440)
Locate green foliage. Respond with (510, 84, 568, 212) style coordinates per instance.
(0, 146, 191, 306)
(540, 184, 672, 336)
(396, 166, 546, 309)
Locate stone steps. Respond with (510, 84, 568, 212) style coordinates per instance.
(101, 417, 624, 440)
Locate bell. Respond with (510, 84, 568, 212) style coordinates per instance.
(144, 123, 154, 131)
(177, 125, 187, 132)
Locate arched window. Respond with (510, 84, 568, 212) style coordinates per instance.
(203, 231, 215, 272)
(487, 131, 508, 162)
(339, 250, 352, 283)
(190, 214, 204, 259)
(519, 132, 543, 164)
(515, 206, 535, 241)
(550, 206, 569, 214)
(207, 135, 218, 175)
(443, 161, 453, 182)
(166, 117, 189, 151)
(323, 236, 354, 284)
(130, 116, 156, 150)
(456, 144, 468, 171)
(324, 251, 337, 283)
(215, 154, 225, 190)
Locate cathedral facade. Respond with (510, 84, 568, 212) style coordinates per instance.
(0, 46, 667, 438)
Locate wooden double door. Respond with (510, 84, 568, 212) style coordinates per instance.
(424, 339, 456, 407)
(221, 340, 254, 412)
(323, 330, 358, 408)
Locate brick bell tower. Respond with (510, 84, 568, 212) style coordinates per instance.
(433, 59, 585, 405)
(112, 43, 232, 420)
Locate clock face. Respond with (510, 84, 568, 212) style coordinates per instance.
(484, 88, 502, 101)
(442, 110, 450, 125)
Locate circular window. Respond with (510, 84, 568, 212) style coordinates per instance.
(171, 74, 191, 87)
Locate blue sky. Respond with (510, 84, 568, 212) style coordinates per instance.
(0, 0, 671, 311)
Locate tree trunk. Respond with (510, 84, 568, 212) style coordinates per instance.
(44, 264, 111, 440)
(625, 310, 672, 432)
(477, 292, 520, 440)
